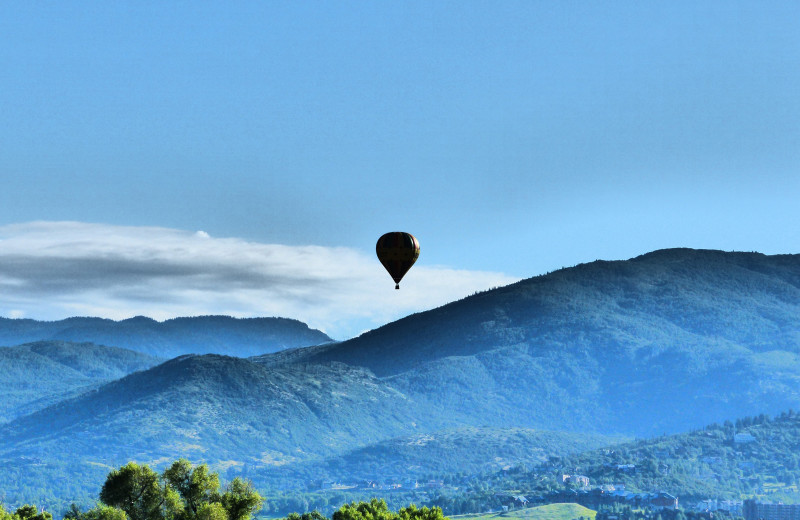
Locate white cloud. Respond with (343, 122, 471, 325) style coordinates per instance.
(0, 221, 520, 339)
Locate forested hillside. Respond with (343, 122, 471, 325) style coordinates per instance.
(247, 427, 619, 490)
(0, 355, 428, 465)
(291, 249, 800, 435)
(560, 411, 800, 502)
(0, 341, 160, 423)
(455, 411, 800, 511)
(4, 249, 800, 514)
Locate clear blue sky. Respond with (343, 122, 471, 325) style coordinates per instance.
(0, 2, 798, 337)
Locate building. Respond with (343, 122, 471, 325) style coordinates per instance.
(650, 492, 678, 510)
(513, 496, 529, 507)
(697, 500, 743, 515)
(563, 474, 591, 487)
(744, 500, 800, 520)
(735, 433, 757, 444)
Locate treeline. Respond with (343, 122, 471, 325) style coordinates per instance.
(278, 499, 445, 520)
(1, 504, 55, 520)
(0, 462, 448, 520)
(1, 460, 260, 520)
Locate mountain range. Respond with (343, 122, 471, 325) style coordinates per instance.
(2, 248, 800, 512)
(293, 248, 800, 434)
(0, 315, 332, 358)
(0, 340, 160, 423)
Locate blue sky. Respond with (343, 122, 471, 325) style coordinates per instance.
(1, 2, 798, 338)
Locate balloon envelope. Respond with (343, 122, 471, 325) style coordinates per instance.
(376, 232, 420, 289)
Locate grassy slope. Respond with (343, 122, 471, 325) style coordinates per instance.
(453, 503, 597, 520)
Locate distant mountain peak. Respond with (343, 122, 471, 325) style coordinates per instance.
(0, 315, 332, 357)
(283, 248, 800, 435)
(121, 315, 158, 324)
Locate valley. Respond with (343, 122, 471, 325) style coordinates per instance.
(2, 250, 800, 520)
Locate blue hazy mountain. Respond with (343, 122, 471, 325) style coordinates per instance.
(3, 248, 800, 509)
(0, 340, 160, 423)
(0, 354, 427, 460)
(0, 353, 434, 508)
(0, 315, 332, 358)
(263, 426, 621, 488)
(0, 354, 613, 510)
(271, 248, 800, 435)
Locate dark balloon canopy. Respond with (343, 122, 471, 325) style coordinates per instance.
(376, 232, 420, 289)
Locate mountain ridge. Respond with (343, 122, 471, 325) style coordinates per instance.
(265, 248, 800, 435)
(4, 248, 800, 510)
(298, 248, 800, 375)
(0, 315, 333, 358)
(0, 353, 430, 462)
(0, 340, 161, 423)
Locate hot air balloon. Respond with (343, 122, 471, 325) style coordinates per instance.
(376, 232, 420, 289)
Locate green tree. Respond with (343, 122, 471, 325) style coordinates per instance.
(64, 504, 83, 520)
(332, 500, 395, 520)
(16, 506, 38, 520)
(15, 505, 52, 520)
(100, 462, 167, 520)
(219, 478, 262, 520)
(195, 504, 226, 520)
(284, 513, 328, 520)
(82, 506, 130, 520)
(0, 504, 14, 520)
(99, 460, 260, 520)
(398, 505, 446, 520)
(163, 460, 220, 520)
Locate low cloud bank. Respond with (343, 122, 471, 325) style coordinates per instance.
(0, 222, 519, 339)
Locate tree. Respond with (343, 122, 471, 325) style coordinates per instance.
(398, 505, 446, 520)
(163, 460, 220, 520)
(99, 460, 261, 520)
(100, 462, 168, 520)
(83, 506, 130, 520)
(219, 477, 262, 520)
(195, 504, 227, 520)
(332, 500, 395, 520)
(15, 505, 52, 520)
(284, 512, 328, 520)
(16, 506, 39, 520)
(64, 504, 84, 520)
